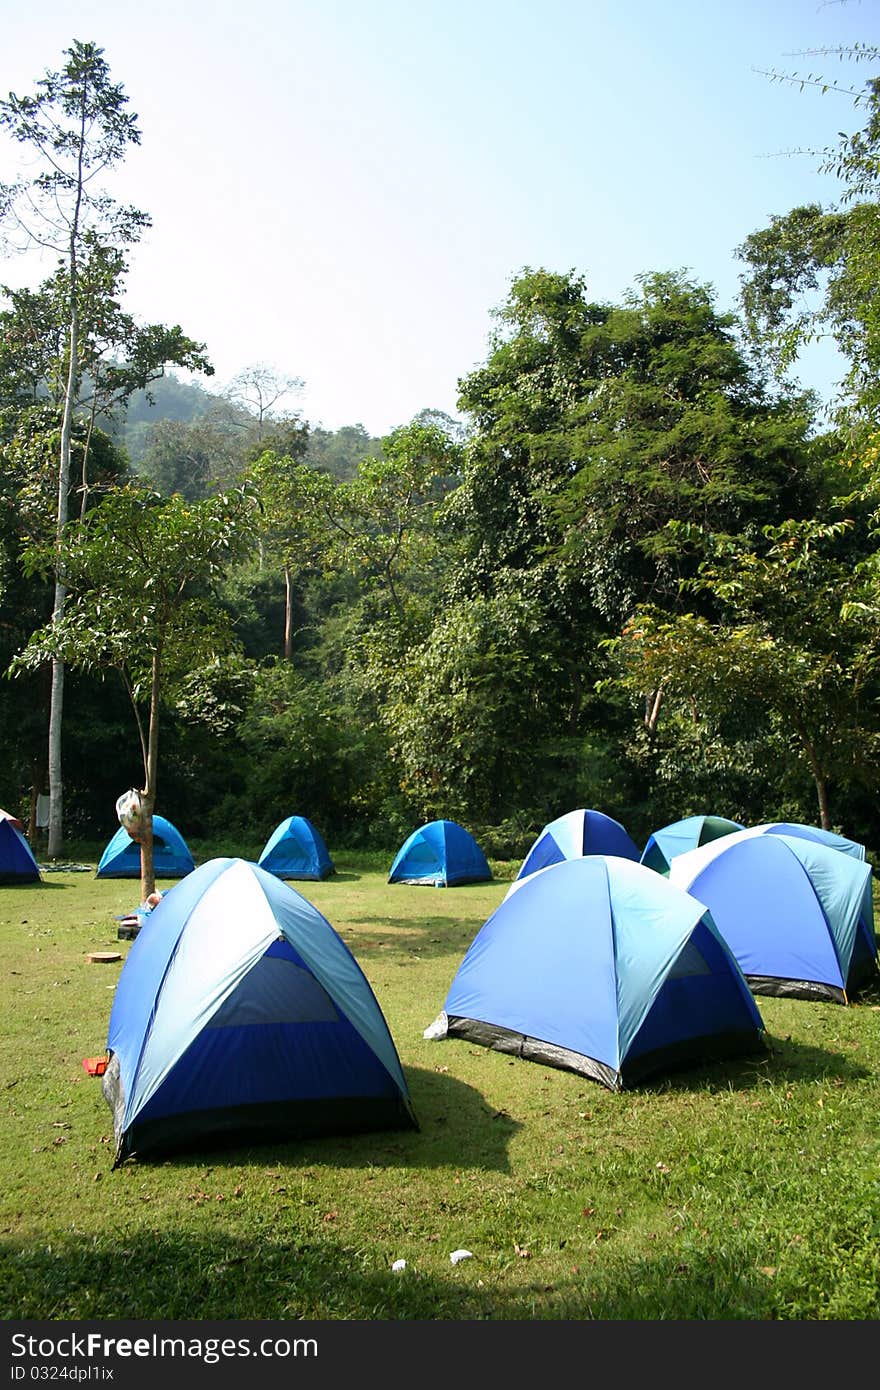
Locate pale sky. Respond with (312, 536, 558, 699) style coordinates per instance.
(2, 0, 878, 437)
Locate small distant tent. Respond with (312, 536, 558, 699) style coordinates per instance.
(515, 808, 639, 883)
(258, 816, 335, 880)
(102, 857, 418, 1164)
(0, 816, 40, 883)
(640, 815, 744, 876)
(96, 814, 195, 880)
(389, 820, 491, 887)
(426, 855, 766, 1090)
(668, 829, 877, 1003)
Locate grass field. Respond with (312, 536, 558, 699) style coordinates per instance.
(1, 843, 878, 1321)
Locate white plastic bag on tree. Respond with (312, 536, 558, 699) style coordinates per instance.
(116, 789, 146, 843)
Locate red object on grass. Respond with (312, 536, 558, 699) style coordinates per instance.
(82, 1057, 108, 1076)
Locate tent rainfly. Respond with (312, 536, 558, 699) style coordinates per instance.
(388, 820, 491, 887)
(0, 817, 40, 883)
(640, 815, 744, 876)
(103, 857, 417, 1164)
(668, 828, 877, 1003)
(96, 814, 195, 880)
(515, 808, 640, 884)
(258, 816, 335, 880)
(425, 855, 766, 1090)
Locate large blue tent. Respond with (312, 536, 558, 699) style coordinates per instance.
(515, 808, 640, 883)
(668, 829, 877, 1003)
(96, 815, 195, 880)
(258, 816, 335, 880)
(388, 820, 491, 887)
(103, 857, 417, 1164)
(425, 855, 765, 1090)
(640, 815, 743, 876)
(0, 816, 40, 883)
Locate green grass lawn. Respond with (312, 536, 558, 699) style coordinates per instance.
(1, 846, 878, 1321)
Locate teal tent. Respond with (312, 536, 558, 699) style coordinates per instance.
(641, 815, 743, 875)
(258, 816, 335, 880)
(96, 815, 195, 880)
(389, 820, 491, 887)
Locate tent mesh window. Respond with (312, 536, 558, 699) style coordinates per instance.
(667, 939, 712, 978)
(207, 955, 340, 1029)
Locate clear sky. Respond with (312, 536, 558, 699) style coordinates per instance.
(2, 0, 878, 438)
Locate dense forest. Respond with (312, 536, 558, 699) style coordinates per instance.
(1, 39, 879, 871)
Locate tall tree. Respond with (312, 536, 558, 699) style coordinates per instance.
(737, 50, 880, 431)
(605, 515, 880, 830)
(0, 41, 148, 857)
(11, 482, 259, 899)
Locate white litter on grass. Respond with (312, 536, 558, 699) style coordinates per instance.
(449, 1249, 473, 1265)
(423, 1011, 448, 1040)
(392, 1259, 406, 1272)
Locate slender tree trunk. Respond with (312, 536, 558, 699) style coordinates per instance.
(644, 687, 663, 736)
(47, 91, 86, 860)
(814, 774, 831, 831)
(48, 297, 77, 858)
(139, 651, 162, 902)
(795, 718, 831, 830)
(283, 564, 293, 660)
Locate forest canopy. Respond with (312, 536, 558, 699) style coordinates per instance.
(1, 37, 879, 868)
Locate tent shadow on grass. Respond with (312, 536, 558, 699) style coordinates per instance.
(106, 1065, 521, 1175)
(1, 879, 68, 892)
(640, 1034, 871, 1094)
(0, 1226, 825, 1320)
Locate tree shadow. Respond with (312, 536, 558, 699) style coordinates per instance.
(1, 879, 69, 892)
(0, 1226, 818, 1321)
(344, 916, 487, 960)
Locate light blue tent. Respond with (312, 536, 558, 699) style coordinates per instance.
(425, 855, 765, 1090)
(641, 815, 743, 876)
(96, 814, 195, 880)
(515, 808, 639, 883)
(668, 829, 877, 1003)
(0, 816, 40, 883)
(389, 820, 491, 887)
(103, 857, 417, 1164)
(258, 816, 335, 880)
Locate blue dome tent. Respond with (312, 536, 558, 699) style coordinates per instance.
(515, 808, 639, 883)
(668, 829, 877, 1003)
(102, 857, 417, 1164)
(640, 815, 743, 876)
(388, 820, 491, 887)
(0, 816, 40, 883)
(425, 855, 766, 1090)
(96, 814, 195, 880)
(258, 816, 335, 880)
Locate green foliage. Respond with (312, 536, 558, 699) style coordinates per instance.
(605, 515, 880, 827)
(234, 659, 391, 841)
(374, 589, 578, 823)
(738, 62, 880, 428)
